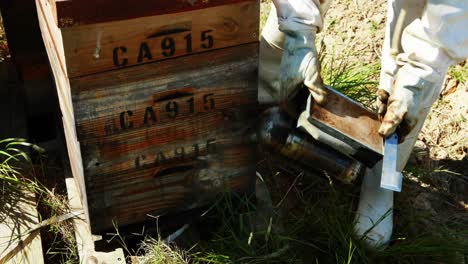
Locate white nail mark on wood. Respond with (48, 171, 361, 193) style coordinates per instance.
(94, 31, 102, 59)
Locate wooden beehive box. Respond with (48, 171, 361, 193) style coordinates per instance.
(36, 0, 259, 232)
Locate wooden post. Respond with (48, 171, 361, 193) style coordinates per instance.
(66, 178, 125, 264)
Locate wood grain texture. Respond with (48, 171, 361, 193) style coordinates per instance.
(71, 43, 258, 142)
(38, 0, 258, 232)
(75, 87, 256, 141)
(88, 144, 255, 232)
(82, 121, 256, 233)
(0, 191, 44, 264)
(66, 178, 126, 264)
(60, 1, 259, 77)
(53, 0, 255, 27)
(73, 44, 258, 232)
(36, 0, 91, 225)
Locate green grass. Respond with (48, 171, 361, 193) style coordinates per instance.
(0, 138, 79, 263)
(2, 1, 466, 262)
(319, 44, 380, 109)
(137, 236, 189, 264)
(448, 63, 468, 83)
(0, 138, 44, 194)
(130, 31, 466, 261)
(134, 163, 467, 263)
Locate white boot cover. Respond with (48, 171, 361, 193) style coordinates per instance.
(354, 160, 394, 249)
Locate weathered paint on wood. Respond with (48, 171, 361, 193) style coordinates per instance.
(88, 144, 255, 231)
(37, 0, 259, 233)
(71, 43, 258, 142)
(76, 88, 256, 140)
(74, 44, 258, 232)
(52, 0, 255, 27)
(60, 1, 259, 77)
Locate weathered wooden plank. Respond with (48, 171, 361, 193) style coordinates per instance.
(60, 1, 259, 77)
(71, 43, 257, 144)
(75, 87, 256, 141)
(66, 178, 125, 264)
(38, 0, 259, 233)
(36, 0, 90, 225)
(69, 42, 258, 93)
(87, 144, 255, 232)
(0, 191, 44, 264)
(80, 108, 254, 166)
(80, 118, 253, 233)
(53, 0, 256, 27)
(82, 131, 252, 191)
(80, 102, 256, 232)
(72, 45, 258, 232)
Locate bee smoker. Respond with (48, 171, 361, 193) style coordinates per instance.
(257, 107, 365, 184)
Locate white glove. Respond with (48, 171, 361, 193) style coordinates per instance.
(272, 0, 329, 111)
(279, 30, 327, 106)
(377, 74, 423, 140)
(378, 57, 448, 141)
(378, 0, 467, 140)
(376, 88, 390, 120)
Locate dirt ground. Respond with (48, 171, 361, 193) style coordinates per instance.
(319, 0, 387, 64)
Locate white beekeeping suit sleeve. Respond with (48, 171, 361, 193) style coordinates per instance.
(272, 0, 328, 32)
(378, 0, 468, 171)
(378, 0, 425, 94)
(259, 0, 332, 112)
(258, 5, 285, 104)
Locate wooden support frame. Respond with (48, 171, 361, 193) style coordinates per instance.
(65, 178, 125, 264)
(35, 0, 91, 227)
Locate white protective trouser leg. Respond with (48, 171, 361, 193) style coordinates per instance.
(259, 5, 285, 104)
(355, 0, 425, 248)
(356, 0, 468, 248)
(382, 0, 467, 171)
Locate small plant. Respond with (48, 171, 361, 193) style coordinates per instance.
(318, 44, 380, 109)
(448, 63, 468, 83)
(0, 138, 44, 195)
(138, 236, 189, 264)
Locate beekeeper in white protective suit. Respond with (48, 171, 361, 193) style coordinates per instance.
(259, 0, 468, 249)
